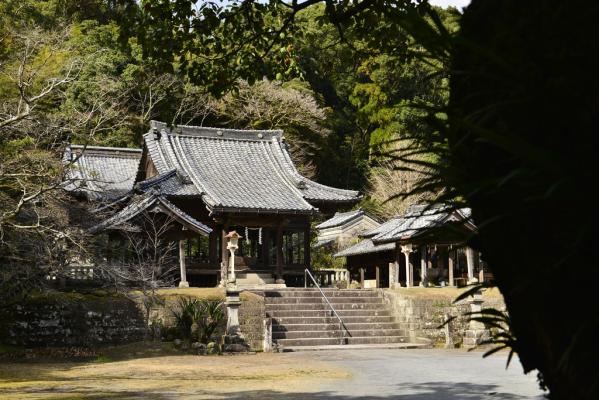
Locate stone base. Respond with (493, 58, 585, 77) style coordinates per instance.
(462, 329, 490, 349)
(223, 335, 250, 352)
(275, 278, 285, 284)
(178, 281, 190, 288)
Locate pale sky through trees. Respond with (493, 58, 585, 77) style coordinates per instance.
(429, 0, 470, 9)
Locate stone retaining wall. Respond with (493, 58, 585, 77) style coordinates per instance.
(238, 292, 266, 351)
(1, 290, 266, 350)
(0, 292, 146, 347)
(382, 289, 506, 347)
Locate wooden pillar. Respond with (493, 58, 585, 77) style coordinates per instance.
(360, 268, 365, 289)
(375, 265, 380, 288)
(420, 245, 428, 287)
(275, 223, 284, 283)
(209, 231, 218, 266)
(466, 247, 476, 283)
(304, 225, 311, 270)
(261, 229, 269, 269)
(448, 249, 455, 287)
(178, 240, 189, 288)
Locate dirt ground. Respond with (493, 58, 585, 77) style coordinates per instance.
(0, 343, 349, 399)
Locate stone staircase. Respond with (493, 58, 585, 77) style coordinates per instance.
(264, 288, 410, 349)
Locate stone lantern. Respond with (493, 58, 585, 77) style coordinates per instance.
(223, 231, 247, 351)
(225, 230, 242, 283)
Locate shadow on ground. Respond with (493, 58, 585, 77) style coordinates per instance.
(4, 381, 543, 400)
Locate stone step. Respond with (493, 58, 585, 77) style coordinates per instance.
(262, 290, 380, 298)
(267, 309, 392, 318)
(265, 296, 384, 304)
(273, 328, 405, 340)
(272, 322, 401, 332)
(282, 343, 428, 352)
(270, 315, 395, 325)
(275, 335, 408, 347)
(265, 302, 386, 311)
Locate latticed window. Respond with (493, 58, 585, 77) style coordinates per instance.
(184, 236, 210, 263)
(283, 231, 305, 265)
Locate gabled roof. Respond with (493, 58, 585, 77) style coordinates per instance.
(372, 204, 474, 244)
(142, 121, 360, 214)
(316, 209, 378, 230)
(90, 190, 212, 235)
(334, 238, 395, 258)
(361, 216, 405, 238)
(63, 145, 142, 200)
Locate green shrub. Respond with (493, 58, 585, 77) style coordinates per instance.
(172, 297, 197, 341)
(194, 300, 225, 344)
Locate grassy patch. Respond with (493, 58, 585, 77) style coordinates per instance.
(388, 286, 503, 300)
(0, 345, 348, 399)
(147, 287, 226, 301)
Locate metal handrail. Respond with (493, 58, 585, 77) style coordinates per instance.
(304, 269, 351, 345)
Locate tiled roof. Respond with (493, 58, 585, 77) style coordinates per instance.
(143, 121, 360, 213)
(334, 238, 395, 257)
(372, 204, 473, 244)
(90, 191, 212, 235)
(313, 238, 335, 249)
(316, 209, 366, 230)
(64, 145, 142, 200)
(134, 169, 199, 197)
(361, 216, 405, 238)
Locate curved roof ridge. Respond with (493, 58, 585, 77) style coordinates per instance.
(150, 120, 283, 141)
(69, 144, 142, 153)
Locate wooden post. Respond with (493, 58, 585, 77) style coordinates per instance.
(375, 266, 380, 288)
(209, 230, 218, 266)
(276, 223, 284, 283)
(466, 247, 476, 283)
(304, 225, 311, 270)
(420, 245, 428, 287)
(360, 268, 365, 289)
(448, 249, 455, 287)
(179, 240, 189, 288)
(261, 229, 269, 270)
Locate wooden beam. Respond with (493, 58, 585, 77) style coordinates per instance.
(375, 265, 380, 288)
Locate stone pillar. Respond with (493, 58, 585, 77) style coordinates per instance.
(389, 261, 400, 288)
(178, 240, 189, 288)
(401, 245, 414, 288)
(466, 247, 477, 284)
(224, 285, 248, 352)
(420, 246, 428, 287)
(463, 291, 490, 349)
(375, 266, 380, 288)
(444, 313, 454, 349)
(263, 318, 273, 352)
(448, 249, 455, 287)
(219, 226, 229, 287)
